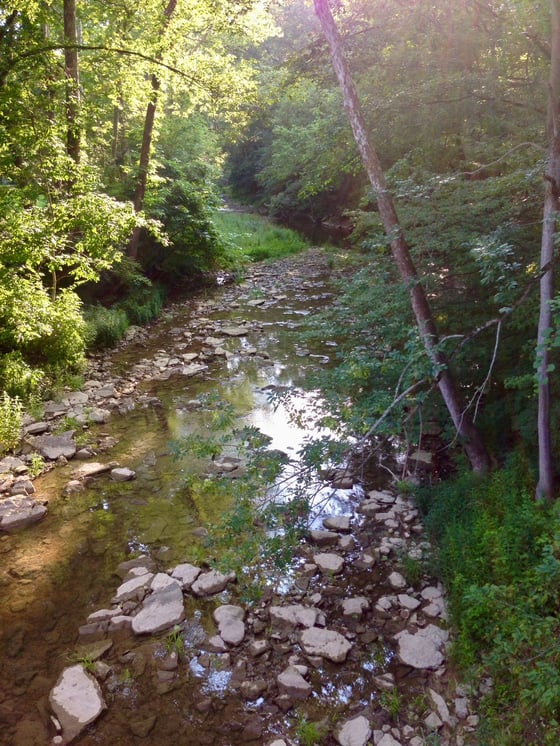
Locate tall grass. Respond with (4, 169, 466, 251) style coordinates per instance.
(416, 457, 560, 745)
(213, 209, 308, 262)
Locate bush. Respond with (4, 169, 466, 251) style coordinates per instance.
(84, 305, 129, 350)
(0, 351, 44, 398)
(0, 392, 22, 455)
(416, 457, 560, 744)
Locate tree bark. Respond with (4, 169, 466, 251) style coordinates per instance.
(536, 0, 560, 501)
(63, 0, 80, 163)
(314, 0, 491, 474)
(127, 0, 177, 259)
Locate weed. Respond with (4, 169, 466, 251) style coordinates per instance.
(295, 717, 327, 745)
(379, 687, 402, 719)
(0, 393, 22, 455)
(66, 652, 96, 673)
(397, 552, 426, 588)
(28, 453, 46, 478)
(164, 626, 184, 657)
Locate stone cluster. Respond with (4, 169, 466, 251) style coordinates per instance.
(48, 485, 478, 744)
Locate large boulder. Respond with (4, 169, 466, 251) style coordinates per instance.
(49, 664, 106, 743)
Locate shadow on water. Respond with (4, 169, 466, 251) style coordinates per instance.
(0, 254, 412, 746)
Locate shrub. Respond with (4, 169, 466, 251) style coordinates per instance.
(0, 393, 22, 455)
(84, 305, 129, 350)
(416, 457, 560, 744)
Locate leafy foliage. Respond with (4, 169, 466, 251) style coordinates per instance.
(416, 458, 560, 744)
(0, 393, 22, 455)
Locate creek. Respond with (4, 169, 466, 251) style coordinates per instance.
(0, 249, 467, 746)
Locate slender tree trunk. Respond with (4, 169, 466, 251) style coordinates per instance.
(314, 0, 491, 473)
(127, 0, 177, 259)
(536, 0, 560, 501)
(63, 0, 80, 163)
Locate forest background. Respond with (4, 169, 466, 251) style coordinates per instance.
(2, 0, 560, 743)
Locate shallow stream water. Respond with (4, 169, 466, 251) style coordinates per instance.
(2, 251, 393, 745)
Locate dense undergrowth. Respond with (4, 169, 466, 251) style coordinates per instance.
(415, 458, 560, 745)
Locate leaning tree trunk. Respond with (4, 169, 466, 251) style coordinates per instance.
(127, 0, 177, 259)
(313, 0, 491, 474)
(63, 0, 80, 164)
(536, 0, 560, 501)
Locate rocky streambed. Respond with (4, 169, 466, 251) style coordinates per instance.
(0, 250, 481, 745)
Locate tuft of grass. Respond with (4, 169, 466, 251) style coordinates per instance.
(213, 210, 308, 263)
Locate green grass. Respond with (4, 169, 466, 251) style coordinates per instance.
(212, 209, 308, 262)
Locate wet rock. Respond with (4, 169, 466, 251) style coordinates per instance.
(171, 562, 201, 589)
(115, 555, 156, 579)
(313, 552, 344, 575)
(179, 363, 208, 377)
(323, 515, 351, 532)
(241, 714, 264, 741)
(0, 496, 47, 531)
(10, 479, 35, 495)
(277, 665, 312, 700)
(110, 467, 135, 481)
(424, 711, 443, 731)
(191, 569, 236, 596)
(249, 639, 270, 657)
(64, 480, 84, 494)
(86, 608, 122, 624)
(388, 572, 407, 589)
(49, 664, 106, 743)
(269, 604, 319, 631)
(132, 584, 185, 635)
(112, 573, 154, 603)
(23, 421, 49, 436)
(206, 635, 228, 653)
(33, 433, 76, 461)
(241, 678, 268, 699)
(310, 529, 340, 547)
(429, 688, 453, 725)
(341, 597, 369, 618)
(455, 697, 469, 720)
(394, 624, 449, 669)
(213, 605, 246, 646)
(397, 594, 421, 611)
(300, 628, 352, 663)
(129, 714, 157, 738)
(221, 325, 248, 337)
(71, 461, 115, 479)
(336, 715, 372, 746)
(377, 734, 402, 746)
(150, 572, 181, 593)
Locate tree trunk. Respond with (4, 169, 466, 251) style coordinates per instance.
(313, 0, 491, 474)
(127, 0, 177, 259)
(536, 0, 560, 501)
(63, 0, 80, 163)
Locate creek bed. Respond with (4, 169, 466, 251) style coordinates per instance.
(0, 250, 465, 746)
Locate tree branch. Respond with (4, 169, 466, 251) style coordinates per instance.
(1, 43, 210, 91)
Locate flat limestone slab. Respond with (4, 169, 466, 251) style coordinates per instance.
(394, 624, 449, 669)
(49, 664, 106, 743)
(300, 627, 352, 663)
(132, 584, 185, 635)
